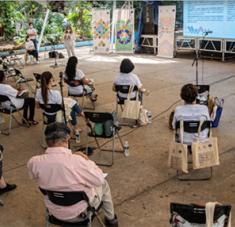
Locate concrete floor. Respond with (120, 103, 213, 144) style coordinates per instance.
(0, 47, 235, 227)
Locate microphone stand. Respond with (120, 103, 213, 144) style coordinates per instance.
(59, 72, 67, 125)
(192, 31, 209, 85)
(192, 48, 199, 85)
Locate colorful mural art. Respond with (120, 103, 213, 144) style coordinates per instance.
(114, 9, 134, 53)
(92, 9, 110, 53)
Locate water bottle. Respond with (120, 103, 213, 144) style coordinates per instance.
(124, 141, 129, 157)
(75, 129, 80, 143)
(147, 111, 152, 123)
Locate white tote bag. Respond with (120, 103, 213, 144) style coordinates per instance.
(168, 121, 188, 173)
(121, 86, 141, 120)
(192, 121, 220, 170)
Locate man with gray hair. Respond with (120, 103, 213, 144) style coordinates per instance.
(27, 122, 118, 227)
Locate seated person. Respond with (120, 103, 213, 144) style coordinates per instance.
(24, 35, 39, 64)
(172, 84, 210, 145)
(27, 122, 118, 227)
(64, 56, 97, 101)
(35, 71, 84, 131)
(0, 144, 16, 195)
(0, 70, 38, 125)
(113, 58, 149, 102)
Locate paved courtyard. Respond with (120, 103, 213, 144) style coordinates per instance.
(0, 47, 235, 227)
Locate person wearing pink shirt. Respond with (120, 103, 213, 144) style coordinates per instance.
(27, 122, 118, 227)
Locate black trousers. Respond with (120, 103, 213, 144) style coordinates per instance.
(23, 98, 35, 121)
(27, 50, 38, 61)
(0, 160, 2, 178)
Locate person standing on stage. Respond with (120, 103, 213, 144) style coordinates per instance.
(64, 26, 76, 57)
(27, 22, 39, 63)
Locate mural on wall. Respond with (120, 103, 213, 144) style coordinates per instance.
(114, 9, 134, 53)
(92, 9, 110, 53)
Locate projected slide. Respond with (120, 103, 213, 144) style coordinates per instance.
(184, 0, 235, 39)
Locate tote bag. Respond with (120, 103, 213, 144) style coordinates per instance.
(121, 86, 141, 120)
(168, 121, 188, 173)
(192, 121, 220, 169)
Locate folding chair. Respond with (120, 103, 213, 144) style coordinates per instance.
(170, 202, 231, 226)
(84, 112, 124, 167)
(39, 103, 62, 147)
(175, 120, 213, 181)
(65, 79, 96, 110)
(39, 188, 105, 227)
(196, 84, 210, 106)
(115, 84, 141, 113)
(0, 95, 30, 135)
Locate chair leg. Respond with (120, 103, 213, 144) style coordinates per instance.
(94, 137, 113, 167)
(8, 111, 12, 135)
(41, 124, 47, 149)
(117, 131, 124, 151)
(95, 214, 106, 227)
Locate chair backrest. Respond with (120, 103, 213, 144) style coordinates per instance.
(115, 84, 138, 94)
(64, 77, 84, 87)
(84, 112, 115, 138)
(170, 203, 231, 225)
(84, 112, 113, 123)
(196, 84, 210, 94)
(175, 120, 211, 133)
(0, 95, 10, 103)
(39, 188, 89, 206)
(39, 103, 62, 114)
(196, 84, 210, 105)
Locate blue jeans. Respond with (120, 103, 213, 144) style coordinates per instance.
(70, 104, 82, 126)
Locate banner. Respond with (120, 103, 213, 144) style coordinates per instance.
(157, 5, 176, 58)
(114, 9, 135, 53)
(92, 9, 110, 53)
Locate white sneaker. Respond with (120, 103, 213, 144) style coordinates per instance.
(36, 61, 39, 64)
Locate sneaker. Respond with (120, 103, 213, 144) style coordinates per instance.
(36, 61, 40, 64)
(105, 215, 118, 227)
(0, 184, 17, 195)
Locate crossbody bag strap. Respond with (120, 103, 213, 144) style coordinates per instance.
(126, 85, 134, 101)
(179, 120, 184, 144)
(197, 120, 204, 140)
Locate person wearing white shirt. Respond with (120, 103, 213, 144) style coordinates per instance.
(64, 56, 97, 101)
(172, 84, 210, 144)
(25, 35, 39, 64)
(35, 71, 83, 128)
(113, 58, 149, 101)
(64, 27, 76, 57)
(27, 22, 39, 62)
(0, 70, 38, 125)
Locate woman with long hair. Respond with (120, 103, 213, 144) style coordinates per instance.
(64, 56, 97, 101)
(64, 26, 75, 57)
(35, 71, 83, 128)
